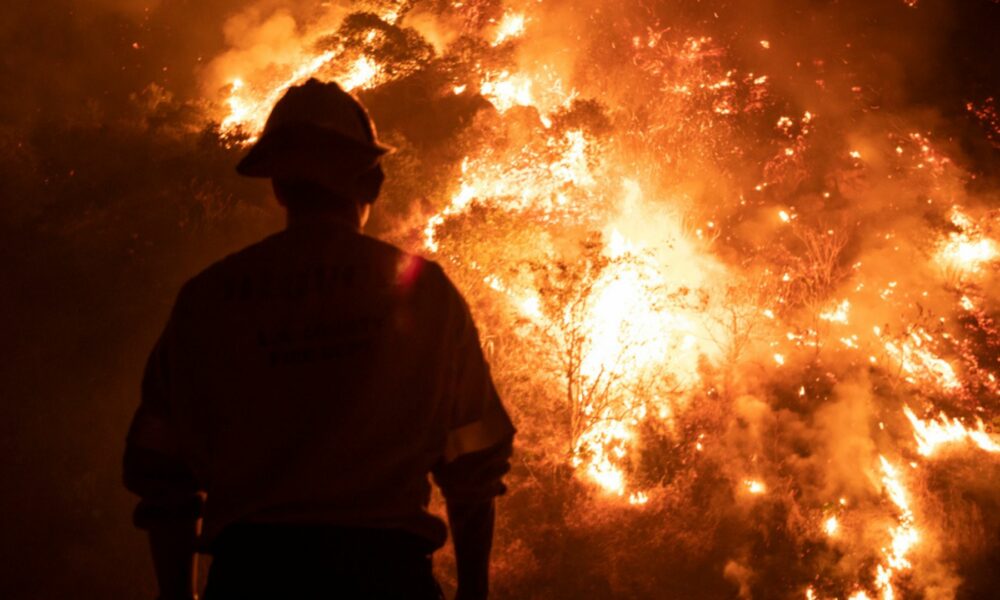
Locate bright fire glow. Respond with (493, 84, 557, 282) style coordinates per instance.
(220, 50, 337, 141)
(876, 457, 919, 600)
(935, 206, 999, 276)
(819, 299, 851, 324)
(824, 515, 839, 536)
(479, 70, 536, 113)
(492, 12, 527, 46)
(904, 406, 1000, 456)
(340, 55, 382, 91)
(880, 332, 961, 392)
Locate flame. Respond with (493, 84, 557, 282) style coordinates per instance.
(220, 50, 383, 141)
(824, 515, 839, 536)
(219, 50, 337, 141)
(479, 70, 535, 113)
(935, 206, 999, 276)
(629, 491, 649, 505)
(904, 406, 1000, 456)
(819, 299, 851, 324)
(875, 457, 919, 600)
(492, 12, 527, 46)
(879, 330, 962, 392)
(422, 61, 718, 497)
(340, 55, 383, 91)
(424, 127, 596, 252)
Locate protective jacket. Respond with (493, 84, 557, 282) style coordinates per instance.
(123, 219, 515, 549)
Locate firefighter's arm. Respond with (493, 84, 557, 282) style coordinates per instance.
(147, 512, 199, 600)
(432, 279, 516, 599)
(448, 500, 494, 600)
(124, 325, 203, 600)
(124, 444, 201, 600)
(435, 437, 513, 600)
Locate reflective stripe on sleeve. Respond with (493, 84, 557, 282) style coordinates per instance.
(443, 401, 515, 462)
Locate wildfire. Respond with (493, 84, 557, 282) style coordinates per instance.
(420, 53, 717, 498)
(875, 457, 919, 600)
(877, 328, 962, 392)
(819, 299, 851, 324)
(423, 127, 596, 252)
(219, 50, 337, 140)
(427, 159, 712, 498)
(935, 206, 999, 276)
(477, 66, 574, 117)
(217, 50, 386, 143)
(904, 406, 1000, 456)
(339, 55, 383, 91)
(492, 12, 527, 46)
(479, 70, 535, 113)
(198, 1, 1000, 596)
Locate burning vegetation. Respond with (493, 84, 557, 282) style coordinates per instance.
(4, 0, 999, 598)
(196, 9, 1000, 600)
(204, 1, 1000, 598)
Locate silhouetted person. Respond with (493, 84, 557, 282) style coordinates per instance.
(124, 79, 515, 600)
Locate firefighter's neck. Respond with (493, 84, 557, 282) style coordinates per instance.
(286, 201, 370, 232)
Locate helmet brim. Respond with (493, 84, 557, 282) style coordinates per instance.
(236, 122, 394, 182)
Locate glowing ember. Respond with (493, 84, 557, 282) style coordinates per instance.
(824, 515, 839, 536)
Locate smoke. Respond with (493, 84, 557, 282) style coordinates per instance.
(200, 4, 354, 100)
(403, 6, 464, 54)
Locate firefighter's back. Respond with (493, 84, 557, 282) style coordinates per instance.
(169, 223, 461, 546)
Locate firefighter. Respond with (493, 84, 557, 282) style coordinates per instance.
(123, 78, 515, 600)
